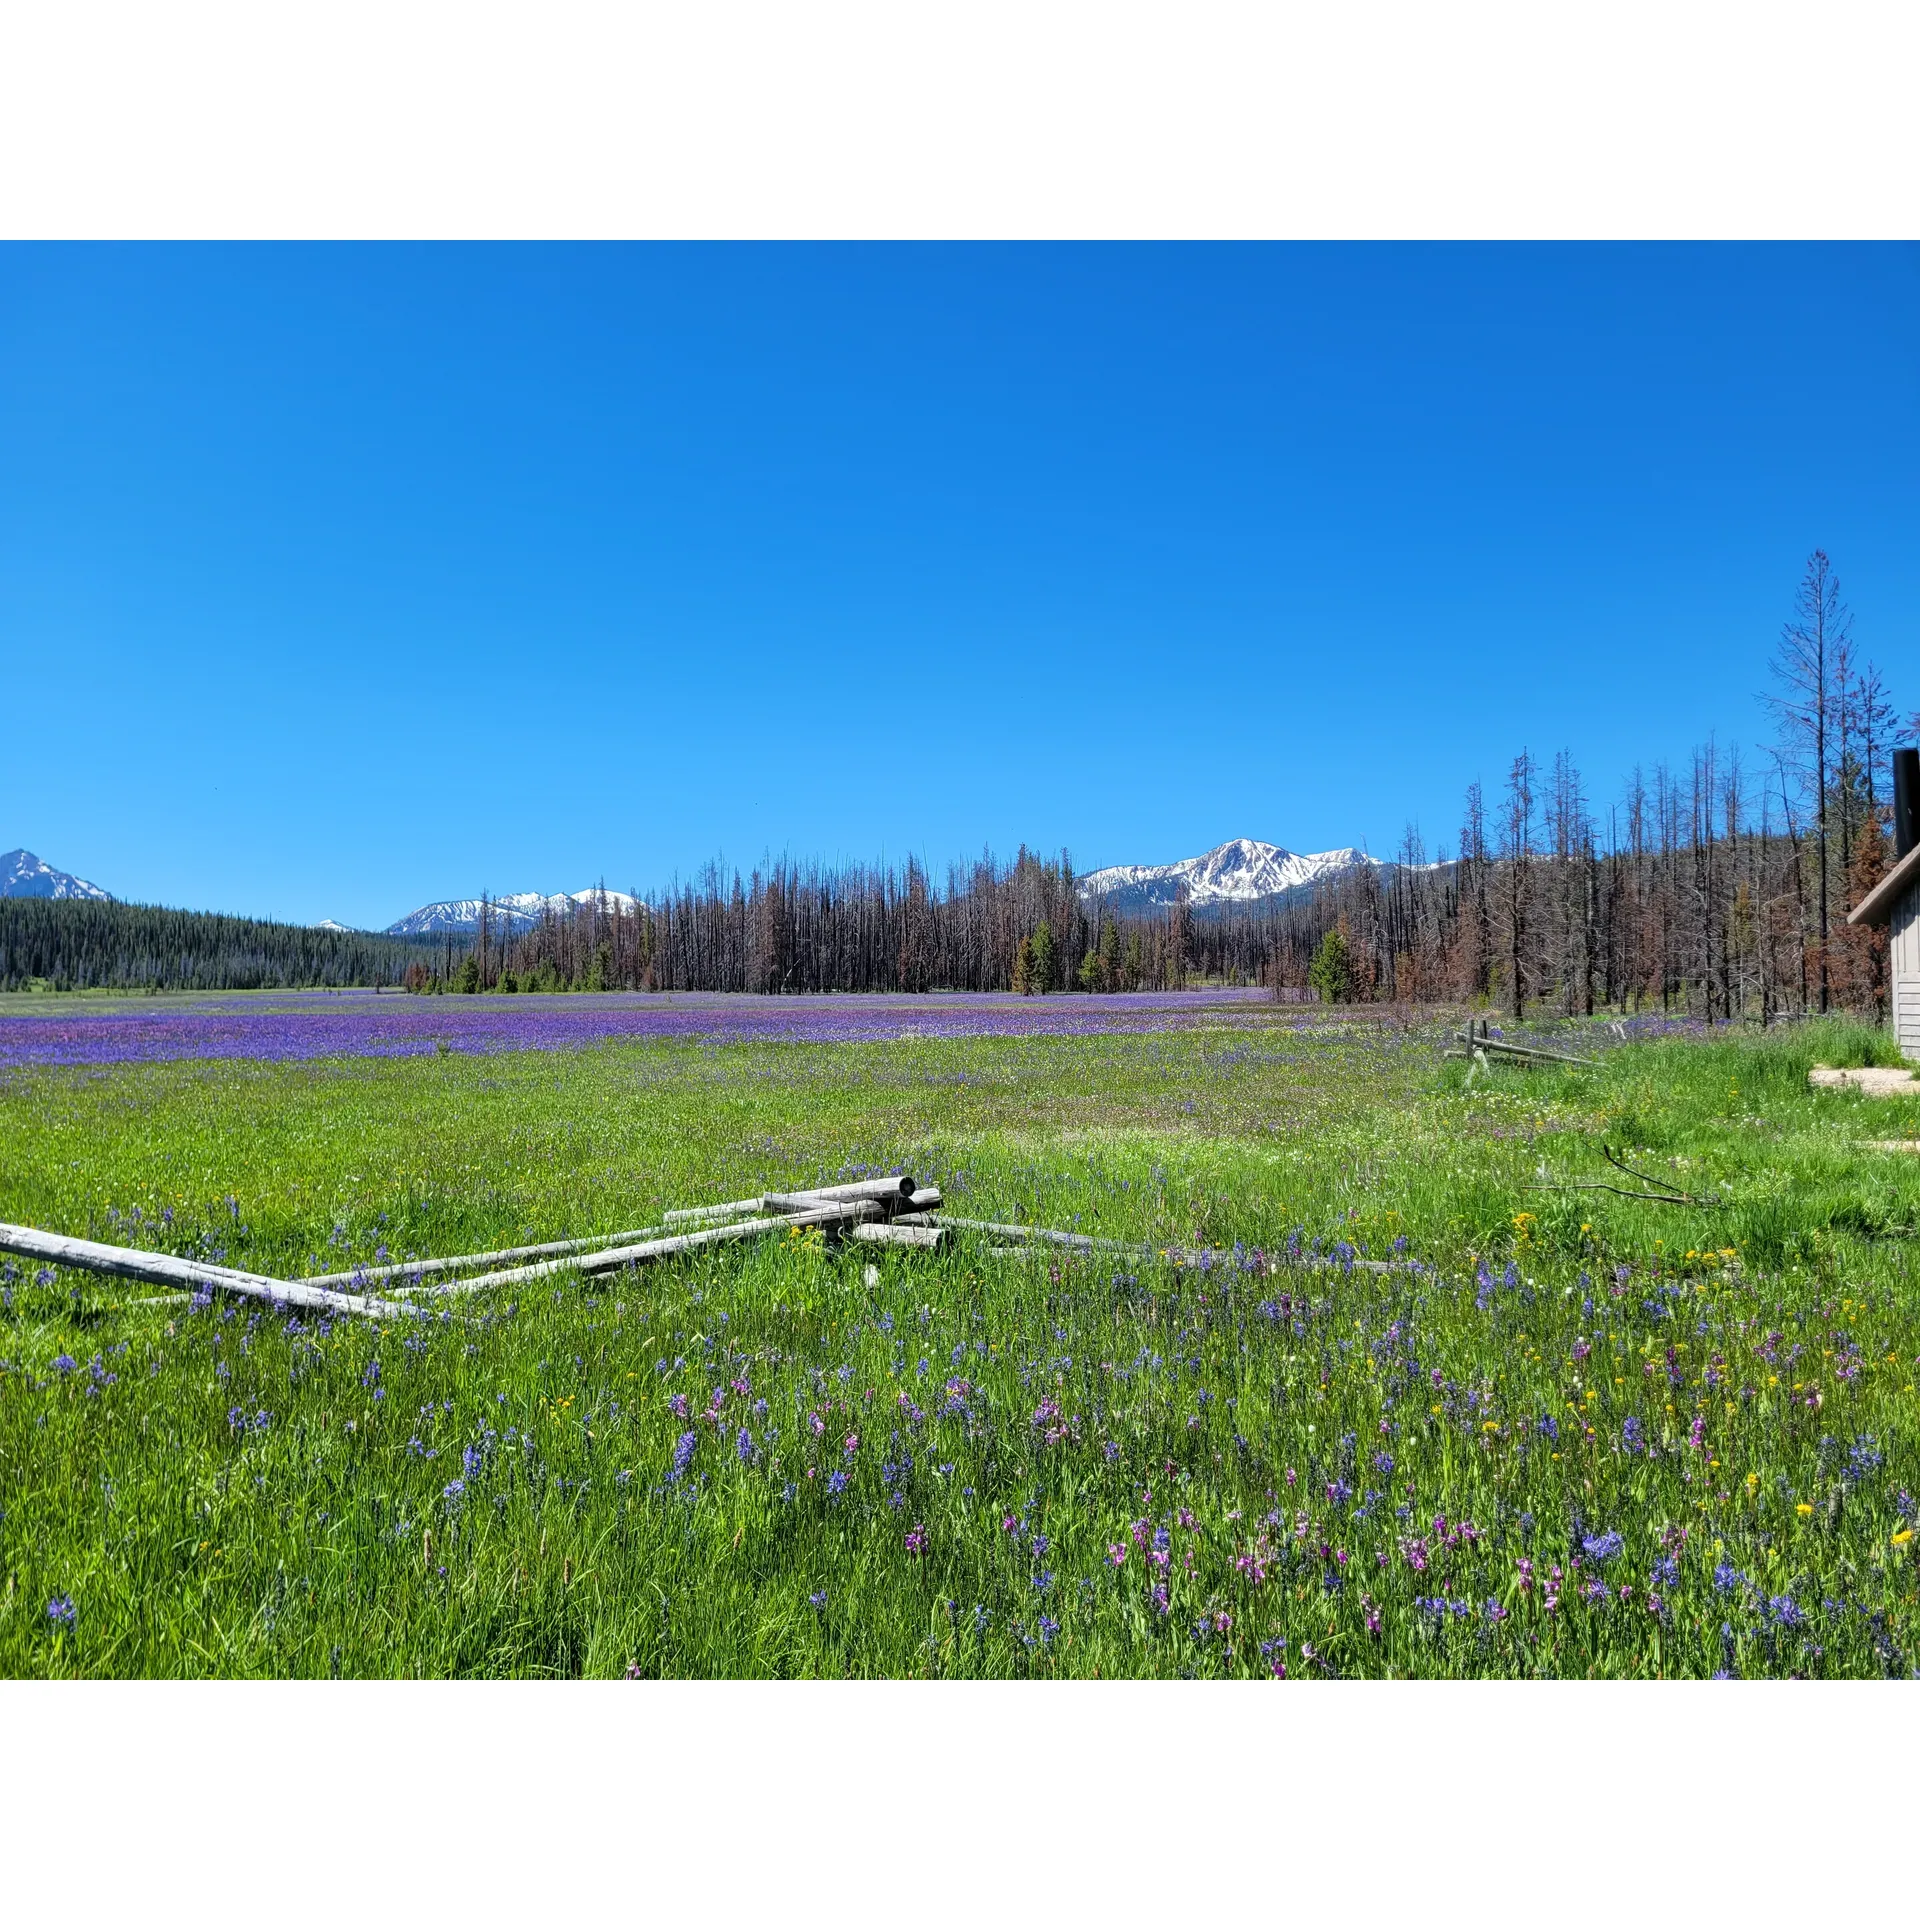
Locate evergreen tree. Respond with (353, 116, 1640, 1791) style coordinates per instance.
(1011, 934, 1035, 995)
(1308, 924, 1352, 1004)
(1029, 921, 1058, 994)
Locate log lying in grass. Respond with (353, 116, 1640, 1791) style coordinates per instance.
(664, 1176, 920, 1227)
(661, 1198, 767, 1226)
(1445, 1030, 1596, 1069)
(306, 1225, 679, 1291)
(0, 1222, 404, 1320)
(850, 1222, 946, 1249)
(941, 1216, 1145, 1257)
(392, 1201, 885, 1299)
(941, 1215, 1408, 1275)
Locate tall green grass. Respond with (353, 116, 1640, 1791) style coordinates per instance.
(3, 1014, 1915, 1675)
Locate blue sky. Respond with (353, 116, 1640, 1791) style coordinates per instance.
(3, 243, 1915, 929)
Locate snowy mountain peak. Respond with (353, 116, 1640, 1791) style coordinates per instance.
(0, 849, 112, 901)
(386, 887, 642, 938)
(1078, 839, 1373, 913)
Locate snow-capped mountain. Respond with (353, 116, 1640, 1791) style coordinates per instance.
(1078, 839, 1374, 915)
(386, 887, 642, 938)
(312, 919, 361, 933)
(0, 849, 112, 901)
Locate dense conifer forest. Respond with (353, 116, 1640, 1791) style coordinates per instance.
(0, 899, 443, 992)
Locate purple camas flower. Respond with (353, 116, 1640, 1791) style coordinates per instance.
(443, 1479, 465, 1504)
(668, 1431, 698, 1482)
(1621, 1417, 1646, 1455)
(1580, 1530, 1623, 1563)
(904, 1525, 927, 1556)
(1149, 1583, 1170, 1616)
(1038, 1615, 1060, 1644)
(46, 1594, 76, 1627)
(808, 1591, 827, 1610)
(825, 1470, 849, 1497)
(1713, 1562, 1741, 1594)
(669, 1393, 689, 1418)
(52, 1354, 77, 1375)
(0, 988, 1276, 1070)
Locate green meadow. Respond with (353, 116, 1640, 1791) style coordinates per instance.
(2, 1010, 1916, 1676)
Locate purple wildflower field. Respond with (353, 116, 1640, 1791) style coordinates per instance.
(0, 988, 1286, 1070)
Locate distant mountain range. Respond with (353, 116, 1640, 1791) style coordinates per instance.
(7, 840, 1379, 935)
(385, 887, 643, 937)
(1, 849, 111, 901)
(1078, 839, 1374, 916)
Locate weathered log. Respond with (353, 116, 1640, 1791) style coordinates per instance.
(306, 1226, 677, 1290)
(0, 1222, 404, 1320)
(849, 1222, 946, 1248)
(941, 1215, 1408, 1275)
(939, 1216, 1147, 1256)
(665, 1177, 917, 1226)
(393, 1201, 884, 1299)
(661, 1198, 766, 1225)
(1451, 1028, 1595, 1068)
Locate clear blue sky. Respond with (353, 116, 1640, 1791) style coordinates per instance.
(3, 244, 1915, 929)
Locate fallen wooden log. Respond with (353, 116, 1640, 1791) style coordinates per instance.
(392, 1201, 885, 1299)
(664, 1176, 919, 1226)
(0, 1222, 404, 1320)
(940, 1215, 1408, 1274)
(1448, 1029, 1595, 1069)
(307, 1225, 679, 1290)
(850, 1222, 946, 1248)
(661, 1198, 766, 1226)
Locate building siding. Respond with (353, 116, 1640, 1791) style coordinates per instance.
(1896, 890, 1920, 1061)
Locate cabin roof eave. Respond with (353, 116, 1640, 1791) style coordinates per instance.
(1848, 841, 1920, 927)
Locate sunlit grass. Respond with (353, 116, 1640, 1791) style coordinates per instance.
(3, 1010, 1916, 1675)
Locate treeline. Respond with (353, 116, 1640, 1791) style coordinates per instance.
(0, 898, 444, 992)
(413, 550, 1912, 1022)
(405, 853, 1207, 995)
(1264, 550, 1908, 1022)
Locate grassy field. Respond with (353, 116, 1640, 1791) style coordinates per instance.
(2, 1005, 1917, 1677)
